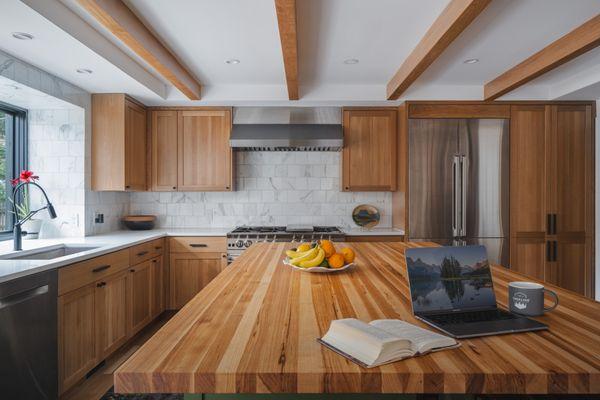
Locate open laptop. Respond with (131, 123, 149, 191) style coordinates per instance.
(404, 245, 547, 338)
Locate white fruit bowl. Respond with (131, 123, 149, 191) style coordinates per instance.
(283, 258, 354, 273)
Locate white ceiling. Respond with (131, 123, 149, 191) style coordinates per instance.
(1, 0, 600, 105)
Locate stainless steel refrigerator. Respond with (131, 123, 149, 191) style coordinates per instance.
(408, 118, 509, 266)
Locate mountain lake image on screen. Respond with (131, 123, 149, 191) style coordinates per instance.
(405, 246, 497, 313)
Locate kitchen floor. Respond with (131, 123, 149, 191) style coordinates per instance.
(63, 312, 176, 400)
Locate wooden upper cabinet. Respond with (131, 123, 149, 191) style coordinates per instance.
(92, 94, 147, 191)
(509, 105, 549, 236)
(151, 110, 178, 191)
(178, 110, 232, 191)
(342, 109, 397, 191)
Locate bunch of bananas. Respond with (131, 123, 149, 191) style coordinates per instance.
(285, 243, 325, 268)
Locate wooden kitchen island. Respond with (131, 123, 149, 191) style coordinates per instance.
(115, 242, 600, 396)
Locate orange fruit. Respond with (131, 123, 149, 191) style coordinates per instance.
(340, 247, 355, 264)
(320, 240, 336, 258)
(328, 253, 345, 269)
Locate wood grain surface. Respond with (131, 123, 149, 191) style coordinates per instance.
(114, 242, 600, 395)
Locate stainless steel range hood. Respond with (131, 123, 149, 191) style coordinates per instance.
(231, 107, 343, 151)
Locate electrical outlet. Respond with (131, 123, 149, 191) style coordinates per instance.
(94, 213, 104, 224)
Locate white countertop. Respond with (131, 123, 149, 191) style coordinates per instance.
(344, 228, 405, 236)
(0, 226, 404, 284)
(0, 228, 231, 284)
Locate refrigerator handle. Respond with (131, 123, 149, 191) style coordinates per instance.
(460, 155, 468, 238)
(452, 155, 460, 237)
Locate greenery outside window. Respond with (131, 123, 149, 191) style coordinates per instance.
(0, 102, 28, 238)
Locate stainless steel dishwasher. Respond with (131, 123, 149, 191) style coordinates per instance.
(0, 269, 58, 399)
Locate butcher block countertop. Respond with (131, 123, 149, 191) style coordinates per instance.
(115, 242, 600, 395)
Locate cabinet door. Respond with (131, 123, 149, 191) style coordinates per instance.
(178, 110, 232, 191)
(129, 261, 153, 335)
(509, 105, 549, 278)
(151, 110, 178, 191)
(95, 270, 129, 359)
(342, 110, 397, 191)
(169, 252, 226, 309)
(58, 284, 97, 394)
(125, 99, 147, 191)
(551, 105, 594, 296)
(150, 256, 165, 318)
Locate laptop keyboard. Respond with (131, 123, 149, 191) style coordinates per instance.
(424, 309, 518, 325)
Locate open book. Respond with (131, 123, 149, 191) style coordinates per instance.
(319, 318, 459, 368)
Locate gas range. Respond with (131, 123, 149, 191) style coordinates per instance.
(226, 225, 345, 264)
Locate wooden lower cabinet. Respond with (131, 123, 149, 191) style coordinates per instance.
(169, 252, 227, 309)
(58, 284, 97, 394)
(150, 255, 165, 318)
(510, 236, 546, 281)
(95, 270, 129, 359)
(128, 260, 153, 335)
(58, 243, 166, 394)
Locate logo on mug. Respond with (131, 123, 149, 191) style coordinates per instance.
(512, 292, 530, 310)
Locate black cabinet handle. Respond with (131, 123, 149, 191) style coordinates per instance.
(152, 259, 157, 263)
(96, 282, 106, 288)
(547, 214, 552, 235)
(190, 243, 208, 248)
(551, 214, 557, 235)
(226, 186, 230, 189)
(546, 241, 552, 262)
(154, 246, 162, 250)
(125, 185, 130, 189)
(552, 240, 558, 262)
(172, 186, 176, 190)
(136, 250, 149, 257)
(92, 265, 110, 273)
(130, 269, 135, 273)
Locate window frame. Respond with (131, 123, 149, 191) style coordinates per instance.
(0, 101, 28, 240)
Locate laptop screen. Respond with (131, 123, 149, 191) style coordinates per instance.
(404, 245, 497, 314)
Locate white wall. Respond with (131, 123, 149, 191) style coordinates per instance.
(130, 152, 392, 229)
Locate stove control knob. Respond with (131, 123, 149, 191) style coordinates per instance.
(235, 240, 244, 248)
(244, 240, 253, 248)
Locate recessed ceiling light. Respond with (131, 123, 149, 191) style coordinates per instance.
(11, 32, 34, 40)
(463, 58, 479, 64)
(344, 58, 359, 65)
(225, 59, 240, 65)
(76, 68, 93, 74)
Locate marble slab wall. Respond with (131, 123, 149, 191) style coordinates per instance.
(28, 108, 85, 237)
(130, 152, 392, 229)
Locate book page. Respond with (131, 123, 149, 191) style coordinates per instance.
(370, 319, 457, 353)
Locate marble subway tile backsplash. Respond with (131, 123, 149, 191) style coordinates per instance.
(130, 152, 391, 229)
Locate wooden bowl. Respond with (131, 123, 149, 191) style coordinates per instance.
(122, 215, 156, 230)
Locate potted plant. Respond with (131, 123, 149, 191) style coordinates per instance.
(11, 170, 43, 239)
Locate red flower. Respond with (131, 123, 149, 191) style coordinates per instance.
(10, 178, 20, 187)
(19, 170, 39, 183)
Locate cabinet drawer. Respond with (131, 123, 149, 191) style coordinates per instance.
(169, 237, 226, 253)
(129, 238, 164, 265)
(58, 249, 130, 295)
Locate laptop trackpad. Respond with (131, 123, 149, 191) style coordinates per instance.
(440, 318, 548, 338)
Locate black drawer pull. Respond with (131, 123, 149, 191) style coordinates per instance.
(190, 244, 208, 248)
(154, 246, 162, 250)
(96, 282, 106, 288)
(92, 265, 110, 273)
(136, 250, 149, 256)
(130, 269, 135, 273)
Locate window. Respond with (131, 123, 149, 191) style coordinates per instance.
(0, 102, 28, 235)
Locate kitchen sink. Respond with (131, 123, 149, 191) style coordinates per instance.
(0, 244, 100, 260)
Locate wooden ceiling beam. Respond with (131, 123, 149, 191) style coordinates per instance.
(77, 0, 202, 100)
(275, 0, 299, 100)
(484, 14, 600, 100)
(386, 0, 490, 100)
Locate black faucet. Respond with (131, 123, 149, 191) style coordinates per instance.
(12, 181, 57, 251)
